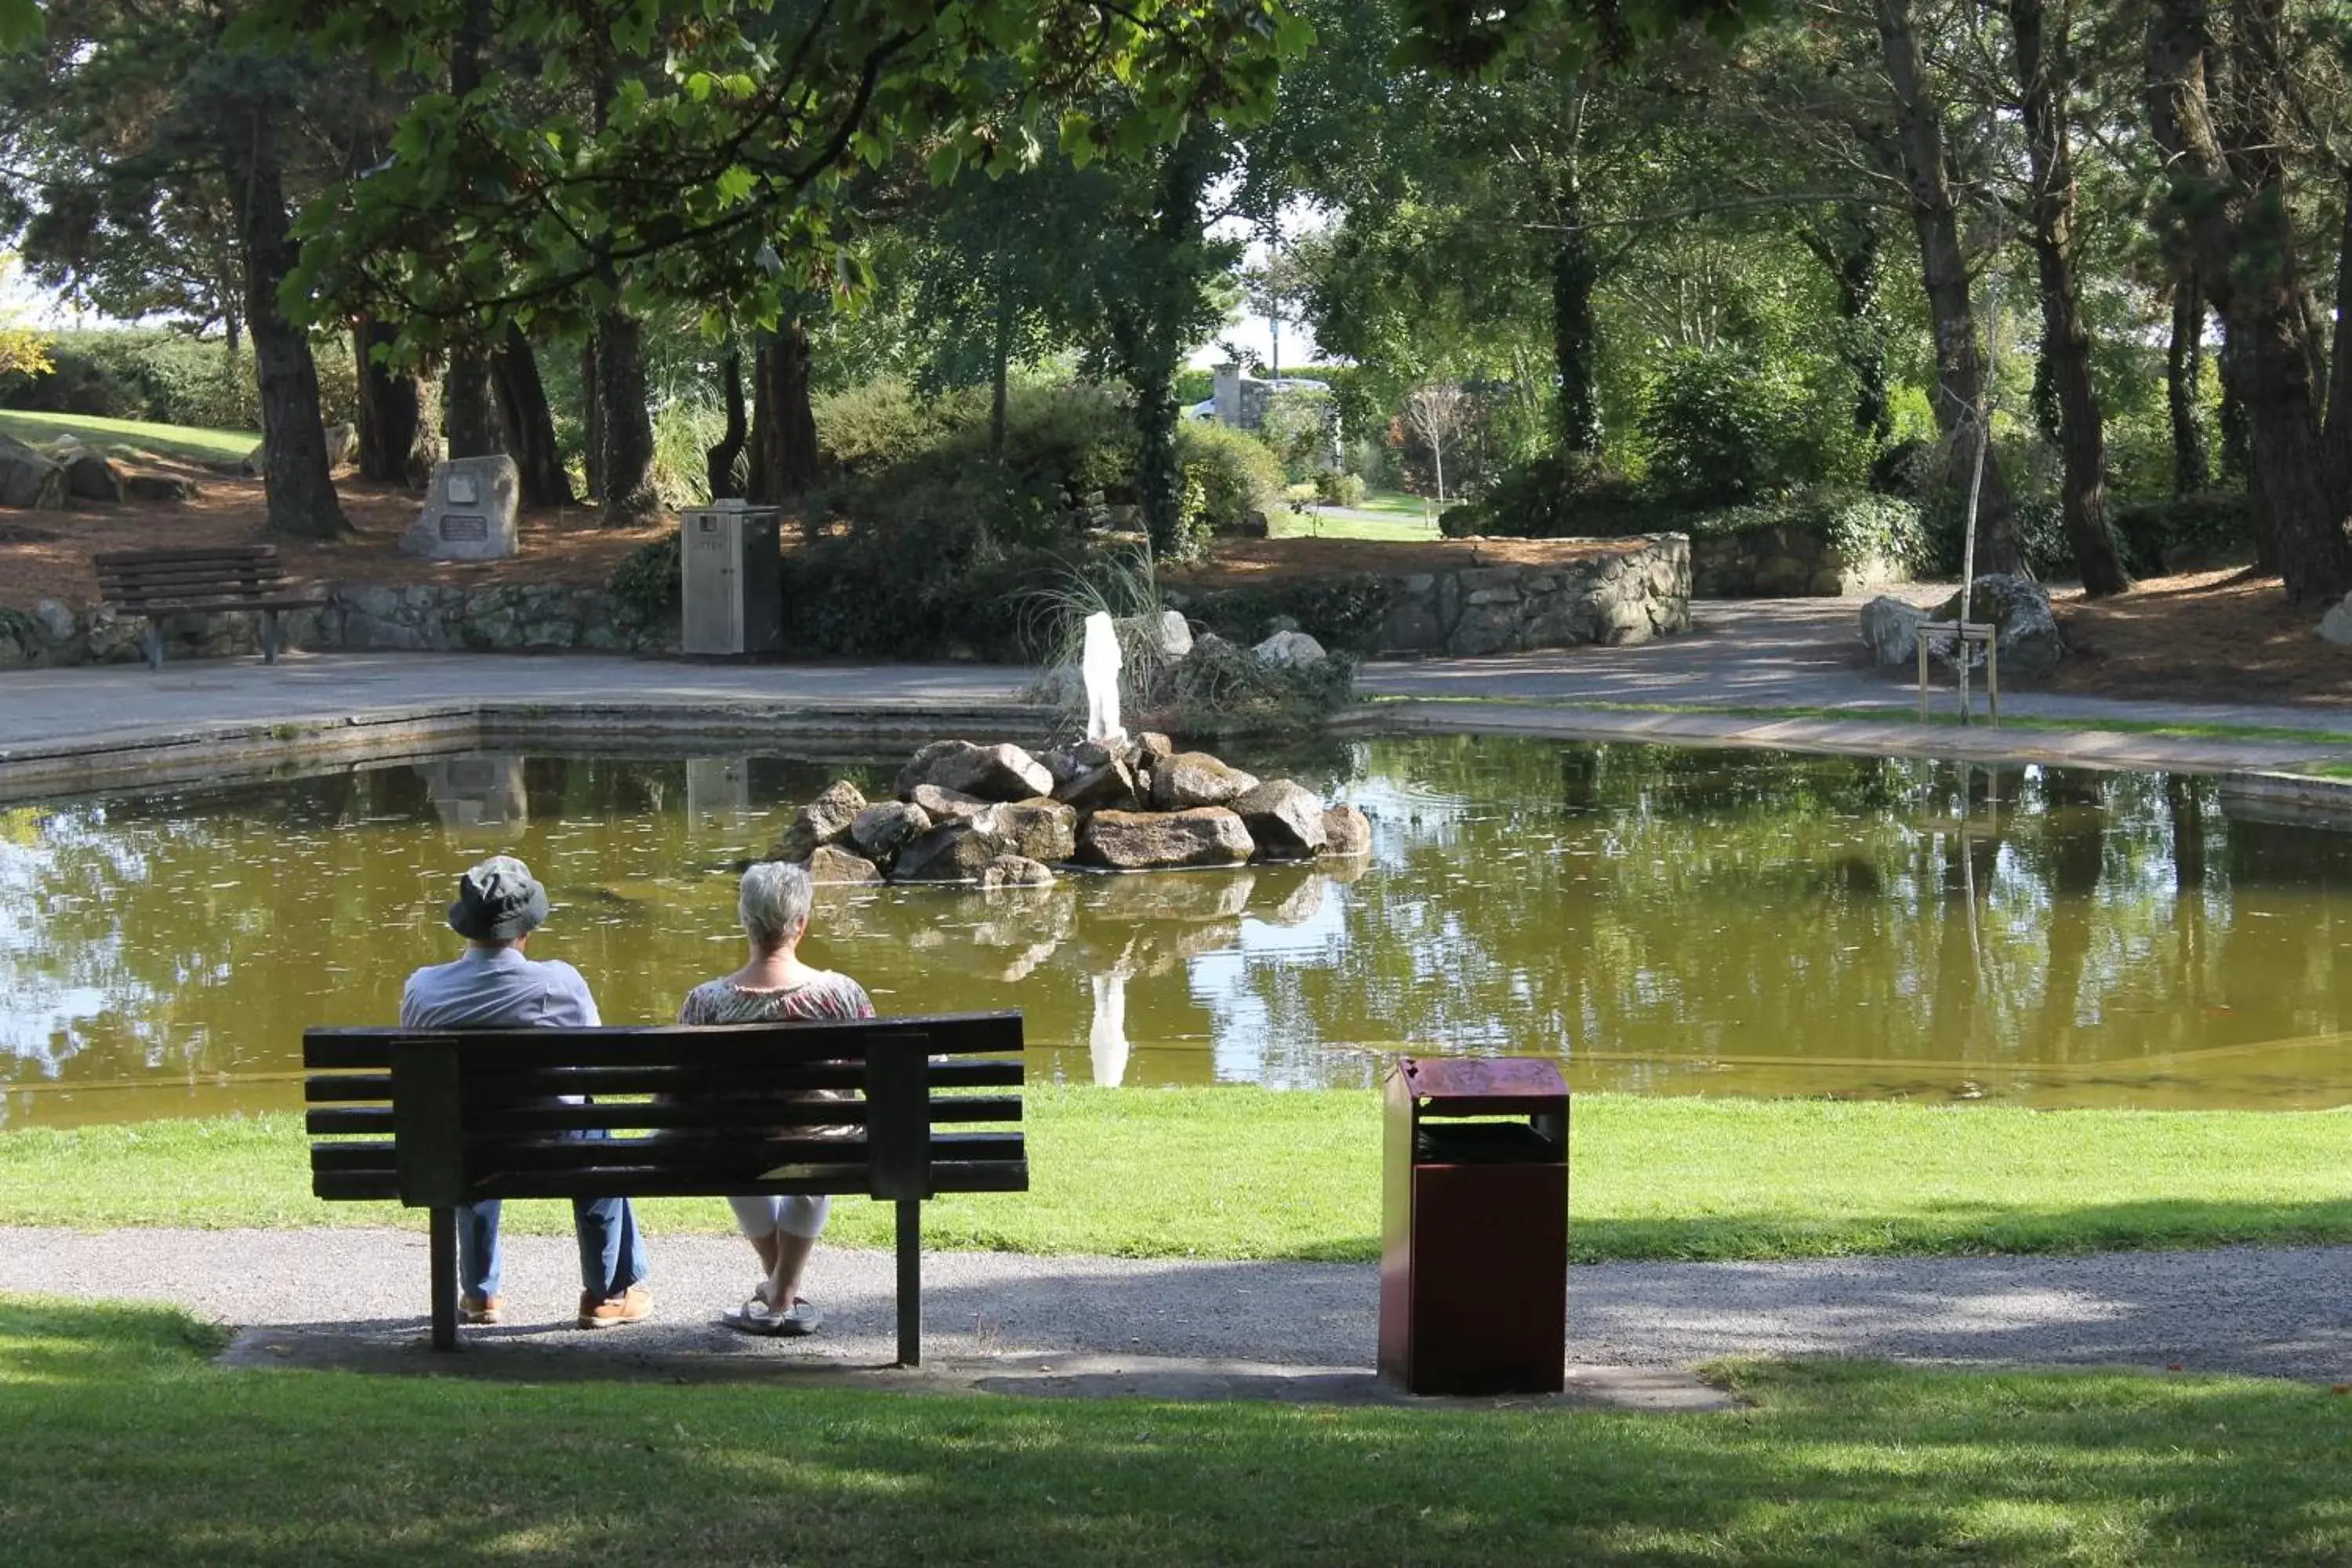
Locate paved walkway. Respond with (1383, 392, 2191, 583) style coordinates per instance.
(5, 1229, 2345, 1392)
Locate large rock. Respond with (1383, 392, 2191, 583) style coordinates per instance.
(804, 844, 883, 886)
(122, 473, 200, 503)
(322, 422, 358, 471)
(909, 782, 993, 824)
(53, 444, 122, 503)
(2321, 596, 2352, 646)
(895, 739, 1054, 803)
(892, 821, 1007, 883)
(849, 800, 931, 862)
(1078, 808, 1256, 869)
(1253, 630, 1328, 669)
(980, 854, 1056, 891)
(1320, 803, 1371, 858)
(1054, 754, 1139, 813)
(1858, 595, 1931, 667)
(1149, 751, 1261, 811)
(1116, 609, 1193, 662)
(400, 454, 520, 560)
(0, 434, 66, 510)
(975, 797, 1078, 864)
(1931, 574, 2066, 681)
(1231, 779, 1329, 859)
(770, 779, 867, 861)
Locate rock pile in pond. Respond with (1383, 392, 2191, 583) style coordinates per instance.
(767, 733, 1371, 885)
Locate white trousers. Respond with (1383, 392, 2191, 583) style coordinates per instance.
(727, 1194, 830, 1241)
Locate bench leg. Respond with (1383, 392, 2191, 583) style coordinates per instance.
(430, 1207, 459, 1352)
(260, 609, 280, 665)
(895, 1200, 921, 1368)
(141, 622, 163, 673)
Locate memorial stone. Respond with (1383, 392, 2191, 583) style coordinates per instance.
(401, 454, 520, 560)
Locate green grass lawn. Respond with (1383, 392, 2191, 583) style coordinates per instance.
(0, 408, 257, 466)
(2, 1294, 2346, 1566)
(7, 1089, 2347, 1262)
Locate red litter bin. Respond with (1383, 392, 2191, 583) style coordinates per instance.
(1377, 1056, 1569, 1396)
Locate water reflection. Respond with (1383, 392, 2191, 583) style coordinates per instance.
(5, 737, 2352, 1126)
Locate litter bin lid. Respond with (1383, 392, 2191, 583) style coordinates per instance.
(1393, 1055, 1567, 1113)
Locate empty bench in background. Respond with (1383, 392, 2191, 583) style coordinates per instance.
(303, 1011, 1028, 1361)
(94, 543, 321, 670)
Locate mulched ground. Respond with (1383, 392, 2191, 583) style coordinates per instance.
(9, 481, 2349, 706)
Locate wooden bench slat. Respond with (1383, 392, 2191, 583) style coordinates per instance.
(305, 1014, 1025, 1065)
(458, 1161, 1030, 1203)
(94, 544, 279, 564)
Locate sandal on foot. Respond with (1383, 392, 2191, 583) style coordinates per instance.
(720, 1298, 822, 1337)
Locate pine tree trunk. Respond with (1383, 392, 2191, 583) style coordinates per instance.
(1134, 366, 1183, 557)
(2146, 0, 2350, 602)
(353, 319, 423, 485)
(1876, 0, 2021, 575)
(2167, 275, 2209, 498)
(445, 355, 497, 459)
(2325, 172, 2352, 514)
(490, 323, 573, 506)
(706, 349, 747, 499)
(230, 85, 347, 539)
(750, 322, 819, 503)
(2010, 0, 2128, 595)
(594, 311, 659, 525)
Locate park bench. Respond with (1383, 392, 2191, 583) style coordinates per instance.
(94, 544, 320, 670)
(303, 1011, 1028, 1361)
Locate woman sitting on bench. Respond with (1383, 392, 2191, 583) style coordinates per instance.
(677, 860, 875, 1336)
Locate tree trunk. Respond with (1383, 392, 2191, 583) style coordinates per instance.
(750, 321, 819, 503)
(1801, 214, 1894, 443)
(2145, 0, 2351, 602)
(593, 311, 659, 525)
(706, 348, 747, 500)
(490, 323, 573, 506)
(1134, 365, 1184, 557)
(2167, 274, 2209, 497)
(1875, 0, 2022, 574)
(352, 318, 423, 485)
(444, 355, 497, 459)
(580, 336, 602, 502)
(2325, 171, 2352, 513)
(989, 296, 1014, 462)
(1551, 216, 1602, 459)
(230, 86, 347, 539)
(2010, 0, 2129, 595)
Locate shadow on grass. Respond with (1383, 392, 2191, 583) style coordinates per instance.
(4, 1297, 2349, 1566)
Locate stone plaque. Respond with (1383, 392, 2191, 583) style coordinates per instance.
(400, 454, 520, 560)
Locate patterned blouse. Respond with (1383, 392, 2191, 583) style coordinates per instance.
(676, 970, 875, 1026)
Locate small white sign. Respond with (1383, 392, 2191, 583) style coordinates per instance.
(447, 474, 479, 506)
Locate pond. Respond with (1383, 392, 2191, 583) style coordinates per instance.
(5, 735, 2351, 1127)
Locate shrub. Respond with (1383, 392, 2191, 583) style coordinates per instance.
(1314, 470, 1366, 508)
(2108, 492, 2253, 575)
(2, 326, 360, 433)
(1168, 575, 1395, 656)
(1686, 489, 1928, 571)
(1440, 452, 1664, 539)
(608, 533, 681, 627)
(1175, 418, 1284, 535)
(1639, 346, 1827, 505)
(1258, 387, 1338, 482)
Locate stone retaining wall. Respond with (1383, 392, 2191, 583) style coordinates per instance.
(1375, 533, 1689, 655)
(1689, 527, 1907, 599)
(1, 583, 677, 668)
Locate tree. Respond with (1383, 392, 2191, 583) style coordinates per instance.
(0, 255, 50, 381)
(1402, 381, 1472, 502)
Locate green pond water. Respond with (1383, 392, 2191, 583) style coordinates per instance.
(5, 735, 2352, 1127)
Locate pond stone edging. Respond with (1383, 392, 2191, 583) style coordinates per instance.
(2, 582, 677, 667)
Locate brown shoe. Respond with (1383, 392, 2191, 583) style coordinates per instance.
(578, 1284, 653, 1330)
(460, 1294, 504, 1325)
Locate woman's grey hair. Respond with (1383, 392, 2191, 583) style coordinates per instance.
(740, 860, 814, 951)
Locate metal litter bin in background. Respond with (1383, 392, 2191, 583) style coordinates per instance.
(1377, 1056, 1568, 1396)
(680, 499, 782, 656)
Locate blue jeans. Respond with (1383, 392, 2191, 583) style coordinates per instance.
(458, 1195, 648, 1302)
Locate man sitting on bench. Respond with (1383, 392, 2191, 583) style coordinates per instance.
(400, 855, 655, 1331)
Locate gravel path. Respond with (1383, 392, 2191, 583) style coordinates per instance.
(5, 1228, 2345, 1381)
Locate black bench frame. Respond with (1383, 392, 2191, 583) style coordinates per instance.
(93, 544, 321, 670)
(303, 1011, 1027, 1362)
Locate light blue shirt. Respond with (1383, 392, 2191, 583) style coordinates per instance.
(400, 946, 602, 1030)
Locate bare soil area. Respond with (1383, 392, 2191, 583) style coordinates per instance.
(2049, 567, 2352, 707)
(0, 466, 675, 612)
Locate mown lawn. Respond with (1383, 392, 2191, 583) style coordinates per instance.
(0, 408, 256, 466)
(7, 1088, 2348, 1263)
(2, 1294, 2346, 1566)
